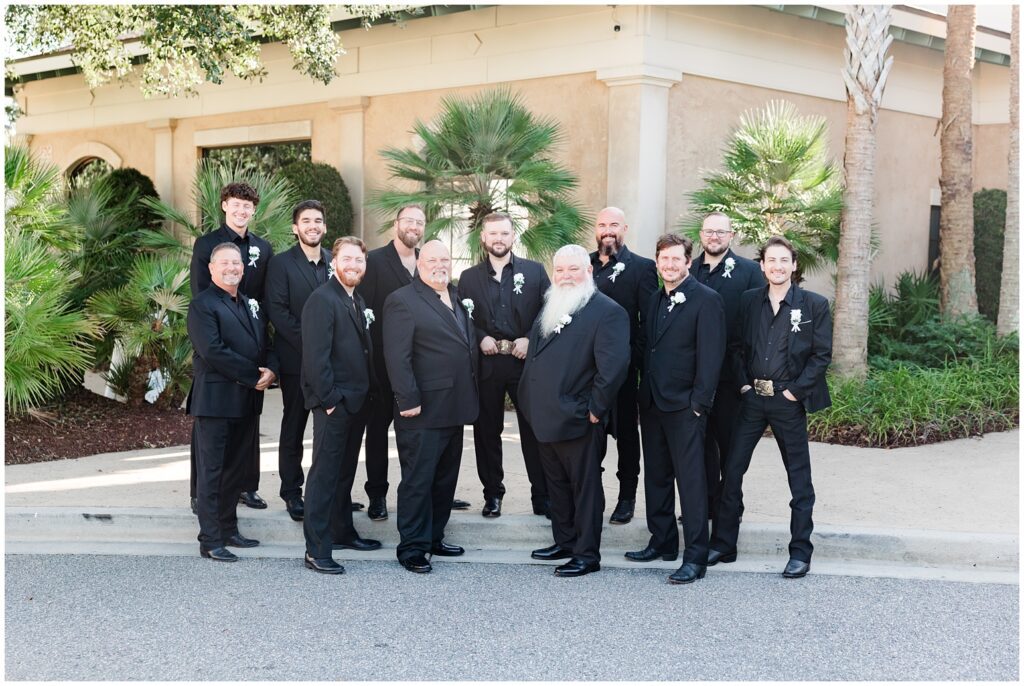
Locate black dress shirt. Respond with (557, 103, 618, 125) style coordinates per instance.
(591, 251, 621, 281)
(309, 258, 328, 286)
(485, 257, 517, 340)
(750, 286, 794, 381)
(695, 256, 730, 289)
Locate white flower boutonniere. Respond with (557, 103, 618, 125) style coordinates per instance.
(363, 308, 374, 330)
(248, 246, 261, 267)
(513, 272, 525, 295)
(608, 262, 626, 283)
(248, 298, 260, 320)
(722, 257, 736, 279)
(553, 314, 572, 334)
(462, 298, 475, 319)
(790, 308, 802, 333)
(327, 261, 335, 282)
(667, 292, 687, 312)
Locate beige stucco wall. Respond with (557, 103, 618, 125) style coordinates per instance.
(974, 123, 1010, 191)
(28, 124, 155, 179)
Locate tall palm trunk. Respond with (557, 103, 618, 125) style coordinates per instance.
(834, 6, 894, 378)
(998, 5, 1019, 335)
(939, 5, 979, 316)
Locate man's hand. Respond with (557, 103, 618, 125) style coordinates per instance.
(589, 412, 600, 424)
(783, 389, 797, 402)
(480, 336, 498, 356)
(255, 367, 276, 391)
(512, 337, 529, 360)
(400, 405, 422, 418)
(326, 406, 335, 415)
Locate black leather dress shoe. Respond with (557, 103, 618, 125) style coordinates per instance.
(554, 558, 600, 577)
(190, 497, 198, 516)
(351, 501, 365, 511)
(200, 546, 238, 562)
(285, 497, 304, 521)
(305, 553, 345, 574)
(609, 498, 635, 524)
(707, 549, 738, 566)
(367, 496, 388, 521)
(668, 562, 707, 585)
(332, 537, 382, 552)
(782, 559, 810, 578)
(430, 541, 465, 557)
(452, 499, 471, 510)
(238, 491, 267, 509)
(400, 555, 432, 573)
(625, 545, 678, 562)
(225, 533, 260, 548)
(531, 544, 574, 561)
(482, 497, 502, 518)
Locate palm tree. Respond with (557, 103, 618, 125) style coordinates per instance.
(833, 6, 894, 378)
(998, 5, 1019, 336)
(680, 100, 844, 277)
(4, 145, 74, 249)
(939, 6, 979, 316)
(368, 87, 588, 263)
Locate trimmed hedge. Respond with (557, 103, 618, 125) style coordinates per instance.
(973, 188, 1007, 324)
(104, 167, 162, 231)
(279, 161, 354, 247)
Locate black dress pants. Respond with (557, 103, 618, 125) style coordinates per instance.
(640, 406, 710, 564)
(704, 381, 742, 517)
(361, 384, 393, 499)
(195, 415, 256, 548)
(598, 366, 641, 501)
(711, 392, 816, 562)
(473, 355, 547, 504)
(191, 417, 261, 497)
(538, 424, 605, 564)
(303, 404, 367, 559)
(277, 373, 308, 501)
(394, 426, 463, 561)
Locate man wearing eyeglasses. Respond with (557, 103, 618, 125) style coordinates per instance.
(689, 212, 765, 524)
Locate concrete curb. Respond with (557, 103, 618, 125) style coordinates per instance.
(6, 506, 1018, 575)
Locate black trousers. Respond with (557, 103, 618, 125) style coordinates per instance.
(474, 354, 547, 504)
(598, 366, 641, 501)
(190, 417, 261, 497)
(711, 392, 816, 562)
(194, 415, 256, 548)
(277, 373, 308, 501)
(394, 426, 463, 561)
(538, 424, 605, 564)
(640, 406, 709, 564)
(704, 381, 742, 516)
(361, 384, 393, 499)
(303, 404, 367, 559)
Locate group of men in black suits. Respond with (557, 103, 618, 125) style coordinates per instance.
(186, 186, 832, 581)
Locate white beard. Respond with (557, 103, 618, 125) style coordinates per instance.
(539, 279, 596, 337)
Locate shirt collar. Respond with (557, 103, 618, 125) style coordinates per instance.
(485, 253, 515, 276)
(219, 223, 249, 242)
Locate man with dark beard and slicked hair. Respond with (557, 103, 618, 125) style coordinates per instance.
(519, 244, 630, 578)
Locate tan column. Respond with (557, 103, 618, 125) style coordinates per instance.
(146, 119, 177, 207)
(328, 97, 370, 241)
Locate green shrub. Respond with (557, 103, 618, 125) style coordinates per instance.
(279, 160, 354, 247)
(103, 167, 162, 231)
(973, 188, 1007, 324)
(869, 315, 1014, 370)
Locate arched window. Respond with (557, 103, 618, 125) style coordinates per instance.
(67, 156, 113, 188)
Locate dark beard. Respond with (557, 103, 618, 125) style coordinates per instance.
(298, 233, 323, 248)
(397, 229, 420, 250)
(703, 244, 728, 257)
(598, 240, 620, 258)
(486, 243, 510, 258)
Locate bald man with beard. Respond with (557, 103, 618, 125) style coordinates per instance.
(519, 244, 630, 577)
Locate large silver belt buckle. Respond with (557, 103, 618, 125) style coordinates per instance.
(753, 379, 774, 397)
(496, 339, 514, 355)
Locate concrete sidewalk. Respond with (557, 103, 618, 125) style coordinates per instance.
(5, 386, 1020, 581)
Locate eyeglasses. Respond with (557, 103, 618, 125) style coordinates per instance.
(398, 218, 426, 228)
(701, 229, 733, 237)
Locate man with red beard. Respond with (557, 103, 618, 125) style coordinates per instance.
(519, 245, 629, 577)
(300, 237, 382, 574)
(383, 241, 479, 574)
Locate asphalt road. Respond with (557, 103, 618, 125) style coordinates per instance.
(5, 554, 1018, 681)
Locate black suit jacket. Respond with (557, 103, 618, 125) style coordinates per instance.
(265, 244, 332, 376)
(382, 279, 479, 430)
(731, 284, 833, 413)
(518, 292, 630, 443)
(456, 253, 549, 351)
(355, 242, 417, 391)
(190, 224, 273, 304)
(589, 244, 658, 370)
(186, 284, 278, 418)
(637, 276, 726, 415)
(300, 277, 374, 414)
(691, 248, 766, 385)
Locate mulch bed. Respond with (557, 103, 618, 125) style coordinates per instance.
(5, 386, 193, 465)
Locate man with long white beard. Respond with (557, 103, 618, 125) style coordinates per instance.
(519, 244, 630, 577)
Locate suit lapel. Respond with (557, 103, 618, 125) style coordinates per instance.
(654, 278, 696, 344)
(414, 281, 468, 347)
(291, 245, 320, 294)
(223, 291, 258, 342)
(385, 242, 416, 287)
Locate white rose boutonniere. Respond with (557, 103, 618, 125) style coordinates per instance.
(327, 261, 335, 282)
(553, 314, 572, 334)
(513, 273, 525, 295)
(667, 292, 687, 312)
(609, 262, 626, 283)
(248, 298, 260, 320)
(248, 246, 261, 267)
(462, 298, 475, 319)
(363, 308, 374, 330)
(790, 308, 803, 332)
(722, 257, 736, 279)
